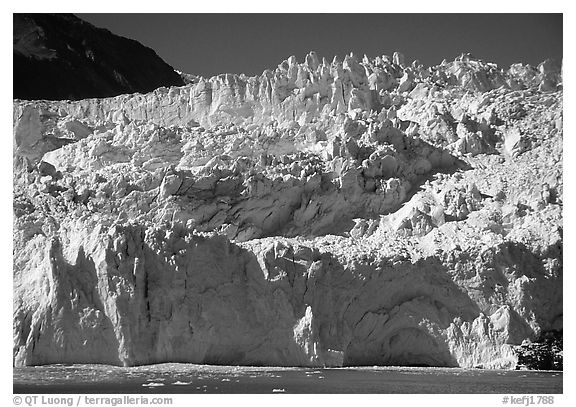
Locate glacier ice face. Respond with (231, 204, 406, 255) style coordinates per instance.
(13, 51, 562, 368)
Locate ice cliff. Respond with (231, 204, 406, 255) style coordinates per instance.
(13, 51, 562, 369)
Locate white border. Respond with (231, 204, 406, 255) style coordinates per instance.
(3, 3, 572, 406)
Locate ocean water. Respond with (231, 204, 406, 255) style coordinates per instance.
(13, 363, 562, 394)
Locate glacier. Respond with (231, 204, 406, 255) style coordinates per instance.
(13, 51, 562, 368)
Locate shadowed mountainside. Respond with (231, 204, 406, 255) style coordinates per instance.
(14, 13, 184, 101)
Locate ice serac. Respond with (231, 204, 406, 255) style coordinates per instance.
(13, 51, 562, 369)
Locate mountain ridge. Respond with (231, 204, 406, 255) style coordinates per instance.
(13, 13, 185, 101)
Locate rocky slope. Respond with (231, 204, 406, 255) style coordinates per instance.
(13, 14, 184, 100)
(13, 51, 562, 369)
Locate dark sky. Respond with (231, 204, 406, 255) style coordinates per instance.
(76, 14, 563, 77)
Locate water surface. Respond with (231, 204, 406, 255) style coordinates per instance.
(13, 363, 562, 394)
